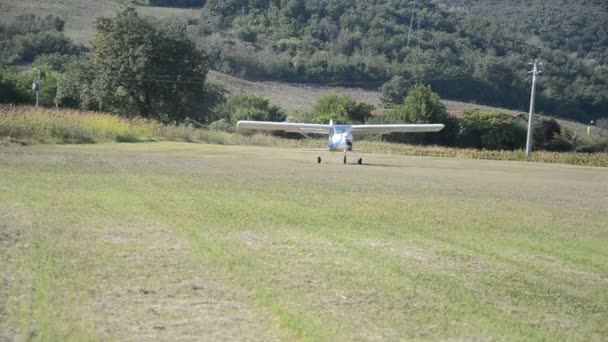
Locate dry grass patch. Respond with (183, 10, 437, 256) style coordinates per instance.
(88, 224, 287, 341)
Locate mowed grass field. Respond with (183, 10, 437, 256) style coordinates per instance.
(1, 142, 607, 340)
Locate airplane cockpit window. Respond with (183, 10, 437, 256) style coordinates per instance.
(333, 126, 349, 134)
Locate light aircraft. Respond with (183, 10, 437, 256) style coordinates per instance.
(237, 120, 445, 164)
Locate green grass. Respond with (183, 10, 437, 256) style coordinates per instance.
(1, 142, 607, 340)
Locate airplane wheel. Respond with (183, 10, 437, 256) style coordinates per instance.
(358, 158, 363, 165)
(343, 156, 347, 164)
(317, 156, 322, 164)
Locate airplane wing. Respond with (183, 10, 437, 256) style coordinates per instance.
(350, 124, 445, 134)
(237, 121, 330, 134)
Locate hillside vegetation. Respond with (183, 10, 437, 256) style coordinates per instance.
(194, 0, 608, 122)
(1, 0, 607, 123)
(447, 0, 608, 63)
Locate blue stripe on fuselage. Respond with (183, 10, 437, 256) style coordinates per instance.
(329, 140, 353, 152)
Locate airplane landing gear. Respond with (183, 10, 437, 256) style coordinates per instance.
(343, 155, 347, 164)
(358, 158, 363, 165)
(317, 156, 322, 164)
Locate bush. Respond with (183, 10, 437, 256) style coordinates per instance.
(208, 118, 235, 132)
(0, 68, 31, 104)
(33, 53, 80, 72)
(389, 83, 449, 123)
(384, 83, 457, 146)
(576, 134, 608, 153)
(311, 93, 372, 124)
(11, 32, 81, 63)
(460, 111, 526, 150)
(380, 76, 411, 105)
(221, 94, 286, 123)
(546, 130, 576, 152)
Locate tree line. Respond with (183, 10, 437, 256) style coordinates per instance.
(194, 0, 608, 122)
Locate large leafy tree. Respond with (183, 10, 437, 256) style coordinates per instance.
(310, 93, 372, 124)
(390, 83, 449, 124)
(387, 83, 458, 145)
(92, 8, 210, 122)
(55, 56, 99, 110)
(380, 76, 411, 106)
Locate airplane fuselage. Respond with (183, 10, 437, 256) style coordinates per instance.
(328, 125, 353, 152)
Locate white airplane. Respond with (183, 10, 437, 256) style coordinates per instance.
(237, 120, 445, 164)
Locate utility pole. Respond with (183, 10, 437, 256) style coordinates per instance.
(32, 68, 41, 107)
(416, 4, 420, 46)
(526, 59, 542, 157)
(406, 1, 417, 48)
(587, 120, 594, 135)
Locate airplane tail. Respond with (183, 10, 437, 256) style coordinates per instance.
(330, 119, 334, 126)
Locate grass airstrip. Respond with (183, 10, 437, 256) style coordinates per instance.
(1, 142, 607, 340)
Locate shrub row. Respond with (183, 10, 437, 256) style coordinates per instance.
(1, 106, 606, 167)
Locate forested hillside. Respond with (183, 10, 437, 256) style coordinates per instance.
(446, 0, 608, 63)
(191, 0, 607, 121)
(0, 0, 607, 122)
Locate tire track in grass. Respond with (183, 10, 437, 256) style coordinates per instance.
(0, 204, 31, 340)
(84, 222, 290, 341)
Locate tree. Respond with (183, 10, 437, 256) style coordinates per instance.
(533, 118, 562, 149)
(460, 111, 526, 150)
(310, 93, 372, 124)
(55, 57, 99, 110)
(221, 94, 285, 123)
(389, 83, 449, 124)
(380, 76, 411, 105)
(386, 83, 457, 145)
(92, 8, 211, 122)
(0, 68, 30, 104)
(546, 130, 575, 152)
(33, 53, 80, 72)
(0, 66, 58, 107)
